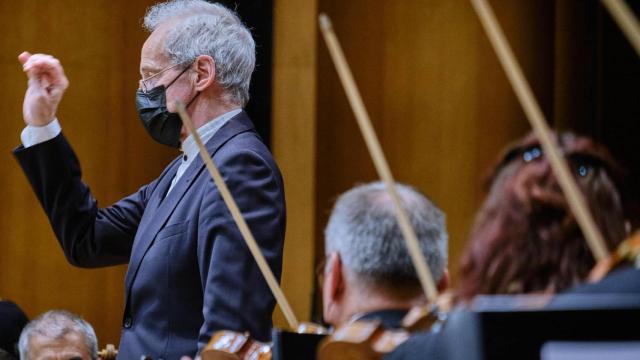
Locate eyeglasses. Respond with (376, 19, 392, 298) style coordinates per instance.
(139, 62, 190, 93)
(502, 145, 606, 178)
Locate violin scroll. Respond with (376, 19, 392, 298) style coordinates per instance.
(98, 344, 118, 360)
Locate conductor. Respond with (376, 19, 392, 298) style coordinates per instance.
(13, 1, 286, 359)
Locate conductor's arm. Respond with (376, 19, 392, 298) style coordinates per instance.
(12, 52, 152, 267)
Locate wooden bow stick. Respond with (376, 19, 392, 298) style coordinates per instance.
(601, 0, 640, 57)
(176, 102, 300, 330)
(470, 0, 610, 262)
(319, 14, 439, 301)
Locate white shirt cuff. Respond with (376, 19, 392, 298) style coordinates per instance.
(20, 119, 62, 148)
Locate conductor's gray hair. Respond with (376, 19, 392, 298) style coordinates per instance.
(143, 0, 255, 107)
(325, 182, 448, 287)
(18, 310, 98, 360)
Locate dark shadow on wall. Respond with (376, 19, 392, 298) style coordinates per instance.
(215, 0, 274, 148)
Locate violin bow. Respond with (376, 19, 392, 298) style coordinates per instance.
(318, 14, 439, 301)
(470, 0, 610, 262)
(601, 0, 640, 57)
(176, 102, 300, 330)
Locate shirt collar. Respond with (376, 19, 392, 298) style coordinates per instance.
(180, 108, 242, 161)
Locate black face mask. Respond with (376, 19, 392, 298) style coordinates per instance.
(135, 66, 199, 148)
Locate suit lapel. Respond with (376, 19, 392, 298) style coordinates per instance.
(122, 158, 179, 291)
(148, 159, 180, 211)
(124, 111, 256, 293)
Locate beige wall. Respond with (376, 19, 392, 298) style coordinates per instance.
(272, 0, 318, 326)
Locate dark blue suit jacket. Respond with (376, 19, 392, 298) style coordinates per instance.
(13, 112, 286, 359)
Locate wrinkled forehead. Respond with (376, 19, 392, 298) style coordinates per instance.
(29, 332, 90, 360)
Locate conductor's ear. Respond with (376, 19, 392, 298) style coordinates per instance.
(193, 55, 216, 91)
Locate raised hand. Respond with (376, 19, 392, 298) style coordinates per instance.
(18, 51, 69, 126)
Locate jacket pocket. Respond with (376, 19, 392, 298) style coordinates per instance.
(156, 221, 188, 241)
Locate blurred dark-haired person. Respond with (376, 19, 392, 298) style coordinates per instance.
(18, 310, 97, 360)
(320, 182, 449, 329)
(386, 131, 630, 360)
(458, 131, 627, 300)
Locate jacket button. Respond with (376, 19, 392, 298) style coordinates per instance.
(123, 316, 133, 328)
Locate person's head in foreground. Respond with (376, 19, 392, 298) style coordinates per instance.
(18, 310, 98, 360)
(321, 181, 449, 326)
(458, 131, 627, 301)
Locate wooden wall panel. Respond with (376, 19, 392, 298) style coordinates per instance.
(315, 0, 552, 294)
(272, 0, 318, 325)
(554, 0, 599, 132)
(0, 0, 171, 346)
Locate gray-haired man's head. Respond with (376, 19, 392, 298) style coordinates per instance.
(142, 0, 255, 107)
(322, 182, 448, 325)
(18, 310, 97, 360)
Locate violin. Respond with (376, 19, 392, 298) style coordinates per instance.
(201, 323, 329, 360)
(317, 293, 454, 360)
(589, 231, 640, 282)
(317, 320, 408, 360)
(201, 331, 271, 360)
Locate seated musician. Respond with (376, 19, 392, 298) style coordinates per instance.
(0, 300, 28, 359)
(320, 181, 449, 329)
(457, 131, 627, 300)
(18, 310, 98, 360)
(386, 131, 629, 359)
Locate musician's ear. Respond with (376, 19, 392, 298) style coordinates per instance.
(437, 271, 449, 292)
(326, 252, 344, 300)
(322, 251, 344, 324)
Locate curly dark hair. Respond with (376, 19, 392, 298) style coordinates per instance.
(458, 132, 627, 300)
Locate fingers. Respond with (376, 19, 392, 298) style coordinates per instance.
(22, 54, 61, 75)
(18, 51, 32, 65)
(21, 53, 69, 90)
(19, 52, 69, 126)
